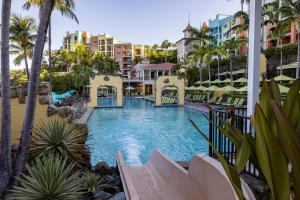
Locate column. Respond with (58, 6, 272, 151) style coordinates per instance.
(247, 0, 262, 117)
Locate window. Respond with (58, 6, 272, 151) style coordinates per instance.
(101, 46, 105, 51)
(117, 52, 121, 55)
(100, 40, 105, 45)
(116, 45, 121, 48)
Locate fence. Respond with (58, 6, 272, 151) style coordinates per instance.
(208, 108, 259, 177)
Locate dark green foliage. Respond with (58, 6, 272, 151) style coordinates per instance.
(264, 43, 298, 60)
(186, 67, 200, 86)
(51, 73, 71, 93)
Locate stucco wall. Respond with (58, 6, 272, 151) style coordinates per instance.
(88, 75, 123, 107)
(155, 76, 185, 106)
(0, 97, 50, 144)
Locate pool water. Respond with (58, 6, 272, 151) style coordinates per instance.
(87, 98, 209, 166)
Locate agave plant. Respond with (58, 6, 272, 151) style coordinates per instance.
(11, 155, 82, 199)
(82, 173, 105, 194)
(190, 79, 300, 200)
(31, 119, 86, 161)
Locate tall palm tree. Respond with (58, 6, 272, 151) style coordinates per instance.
(215, 44, 229, 80)
(201, 44, 220, 86)
(9, 0, 56, 190)
(188, 44, 207, 84)
(279, 0, 300, 78)
(9, 14, 37, 80)
(268, 22, 291, 76)
(23, 0, 79, 85)
(186, 24, 214, 46)
(224, 37, 247, 85)
(0, 0, 12, 195)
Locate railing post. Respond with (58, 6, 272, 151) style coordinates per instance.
(209, 110, 213, 156)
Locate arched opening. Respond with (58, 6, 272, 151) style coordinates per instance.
(161, 85, 178, 105)
(97, 85, 117, 107)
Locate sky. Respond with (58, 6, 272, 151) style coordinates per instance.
(4, 0, 240, 69)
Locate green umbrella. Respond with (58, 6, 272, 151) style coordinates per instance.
(211, 79, 222, 84)
(218, 71, 229, 76)
(165, 86, 177, 90)
(278, 84, 290, 93)
(235, 86, 248, 92)
(185, 86, 197, 90)
(194, 81, 202, 85)
(233, 77, 248, 83)
(220, 78, 232, 83)
(232, 68, 246, 75)
(218, 85, 237, 92)
(274, 75, 295, 82)
(202, 80, 210, 84)
(276, 62, 298, 70)
(205, 85, 220, 91)
(195, 86, 207, 90)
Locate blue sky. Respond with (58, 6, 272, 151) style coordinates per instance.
(7, 0, 240, 69)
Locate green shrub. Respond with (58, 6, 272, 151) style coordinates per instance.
(31, 119, 86, 161)
(265, 43, 298, 60)
(11, 155, 82, 200)
(82, 173, 104, 194)
(52, 74, 71, 93)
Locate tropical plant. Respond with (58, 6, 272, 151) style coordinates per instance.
(24, 0, 79, 85)
(185, 24, 214, 46)
(268, 21, 291, 76)
(188, 44, 207, 84)
(11, 155, 82, 199)
(190, 79, 300, 199)
(31, 119, 86, 161)
(229, 11, 249, 36)
(9, 14, 37, 80)
(92, 51, 120, 75)
(10, 70, 28, 86)
(82, 173, 105, 194)
(11, 0, 56, 190)
(214, 44, 229, 80)
(0, 0, 12, 195)
(279, 0, 300, 78)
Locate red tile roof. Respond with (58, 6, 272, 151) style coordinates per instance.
(144, 62, 175, 70)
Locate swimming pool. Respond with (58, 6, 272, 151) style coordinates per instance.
(87, 98, 209, 166)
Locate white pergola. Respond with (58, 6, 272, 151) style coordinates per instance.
(247, 0, 262, 116)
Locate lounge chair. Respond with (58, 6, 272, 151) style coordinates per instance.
(235, 98, 246, 108)
(220, 97, 232, 106)
(223, 98, 240, 107)
(214, 96, 223, 105)
(117, 150, 255, 200)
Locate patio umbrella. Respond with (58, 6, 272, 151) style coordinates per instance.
(185, 86, 197, 90)
(211, 79, 222, 84)
(259, 77, 270, 82)
(194, 81, 202, 85)
(195, 86, 207, 90)
(233, 77, 248, 83)
(165, 86, 177, 90)
(218, 85, 237, 92)
(217, 71, 229, 76)
(235, 86, 248, 92)
(278, 84, 290, 93)
(126, 86, 135, 90)
(220, 78, 232, 83)
(232, 68, 246, 75)
(205, 85, 220, 91)
(202, 80, 210, 84)
(276, 62, 298, 70)
(274, 75, 295, 82)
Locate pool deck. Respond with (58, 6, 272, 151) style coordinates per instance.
(73, 107, 94, 125)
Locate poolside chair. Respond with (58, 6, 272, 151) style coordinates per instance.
(235, 98, 246, 108)
(221, 97, 232, 106)
(214, 96, 223, 105)
(117, 150, 255, 200)
(223, 98, 240, 107)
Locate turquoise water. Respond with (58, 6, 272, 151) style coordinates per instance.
(51, 90, 77, 104)
(98, 97, 117, 107)
(87, 98, 209, 166)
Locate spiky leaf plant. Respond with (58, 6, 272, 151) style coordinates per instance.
(31, 119, 86, 161)
(190, 79, 300, 200)
(11, 155, 82, 199)
(82, 173, 104, 194)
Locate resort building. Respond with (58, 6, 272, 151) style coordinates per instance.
(114, 43, 146, 78)
(176, 23, 200, 62)
(208, 14, 233, 45)
(131, 60, 175, 95)
(63, 31, 91, 51)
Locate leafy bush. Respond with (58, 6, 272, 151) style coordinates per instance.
(11, 155, 82, 199)
(52, 73, 71, 93)
(265, 43, 298, 60)
(190, 80, 300, 199)
(31, 119, 86, 161)
(82, 173, 104, 194)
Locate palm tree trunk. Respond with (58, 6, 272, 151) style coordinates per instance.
(217, 55, 220, 80)
(7, 0, 55, 190)
(48, 18, 52, 89)
(280, 39, 283, 76)
(24, 48, 30, 80)
(296, 32, 300, 79)
(208, 62, 211, 86)
(0, 0, 12, 195)
(230, 55, 233, 87)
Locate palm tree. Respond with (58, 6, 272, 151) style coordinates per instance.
(229, 11, 249, 36)
(201, 44, 220, 86)
(0, 0, 12, 195)
(186, 24, 214, 46)
(188, 44, 206, 84)
(224, 37, 247, 85)
(24, 0, 79, 85)
(268, 22, 291, 76)
(9, 0, 56, 190)
(215, 44, 229, 80)
(279, 0, 300, 78)
(9, 14, 37, 80)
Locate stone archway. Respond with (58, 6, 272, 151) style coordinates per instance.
(155, 76, 185, 106)
(88, 75, 123, 107)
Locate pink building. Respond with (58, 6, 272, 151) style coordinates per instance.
(114, 43, 133, 78)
